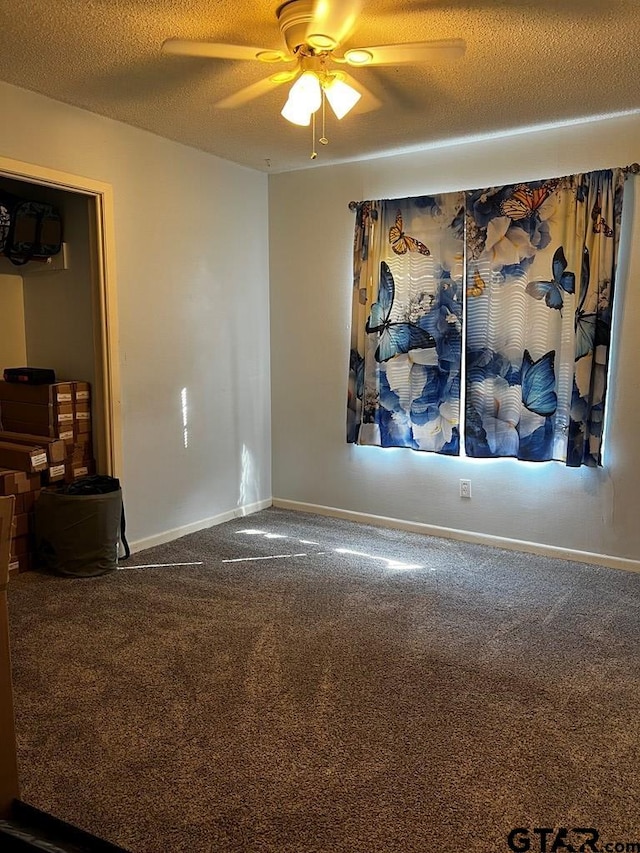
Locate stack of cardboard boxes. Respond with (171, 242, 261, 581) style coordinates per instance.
(0, 380, 95, 575)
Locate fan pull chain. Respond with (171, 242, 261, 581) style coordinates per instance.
(319, 91, 328, 147)
(310, 111, 317, 159)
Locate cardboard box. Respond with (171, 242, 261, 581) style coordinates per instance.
(66, 434, 92, 457)
(0, 431, 65, 463)
(0, 400, 74, 433)
(10, 534, 31, 558)
(0, 470, 19, 496)
(0, 380, 74, 405)
(44, 464, 66, 484)
(0, 441, 48, 473)
(0, 419, 74, 441)
(0, 469, 29, 495)
(0, 378, 91, 451)
(9, 554, 31, 573)
(21, 490, 40, 513)
(74, 381, 91, 402)
(69, 447, 93, 465)
(66, 461, 95, 483)
(11, 513, 30, 538)
(76, 413, 91, 434)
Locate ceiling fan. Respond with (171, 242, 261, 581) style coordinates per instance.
(161, 0, 465, 153)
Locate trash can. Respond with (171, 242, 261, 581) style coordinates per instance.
(35, 476, 127, 577)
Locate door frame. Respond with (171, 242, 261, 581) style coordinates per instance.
(0, 495, 17, 817)
(0, 156, 122, 477)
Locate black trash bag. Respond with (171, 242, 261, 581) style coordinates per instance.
(35, 476, 130, 578)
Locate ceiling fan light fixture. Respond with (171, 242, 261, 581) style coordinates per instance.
(281, 71, 322, 125)
(287, 70, 322, 110)
(324, 76, 361, 119)
(281, 97, 313, 126)
(344, 48, 373, 66)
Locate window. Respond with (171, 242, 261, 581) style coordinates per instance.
(347, 169, 626, 467)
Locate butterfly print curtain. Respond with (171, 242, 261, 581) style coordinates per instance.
(348, 169, 625, 467)
(465, 169, 624, 466)
(347, 195, 465, 453)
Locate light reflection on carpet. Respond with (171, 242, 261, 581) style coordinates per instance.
(235, 529, 425, 571)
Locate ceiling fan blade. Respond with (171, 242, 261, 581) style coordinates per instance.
(214, 71, 300, 109)
(393, 0, 604, 10)
(342, 39, 466, 66)
(161, 39, 292, 63)
(306, 0, 362, 50)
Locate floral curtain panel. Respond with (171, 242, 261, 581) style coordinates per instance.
(347, 170, 625, 467)
(347, 195, 465, 454)
(465, 169, 625, 466)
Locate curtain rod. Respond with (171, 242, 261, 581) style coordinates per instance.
(348, 164, 640, 209)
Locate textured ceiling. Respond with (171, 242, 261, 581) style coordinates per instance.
(0, 0, 638, 173)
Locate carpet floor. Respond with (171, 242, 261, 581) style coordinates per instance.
(6, 507, 640, 853)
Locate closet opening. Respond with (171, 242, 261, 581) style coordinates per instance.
(0, 157, 122, 480)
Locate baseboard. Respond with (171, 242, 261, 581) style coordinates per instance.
(129, 499, 272, 554)
(272, 498, 640, 574)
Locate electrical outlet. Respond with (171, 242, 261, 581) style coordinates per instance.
(460, 479, 472, 499)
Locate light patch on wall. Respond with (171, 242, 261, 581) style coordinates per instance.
(181, 387, 189, 449)
(238, 444, 260, 509)
(463, 457, 555, 468)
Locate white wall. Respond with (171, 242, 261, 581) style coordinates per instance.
(0, 80, 271, 546)
(2, 77, 637, 562)
(19, 190, 95, 387)
(0, 273, 26, 370)
(269, 115, 640, 562)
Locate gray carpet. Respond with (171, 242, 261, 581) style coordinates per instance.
(6, 507, 640, 853)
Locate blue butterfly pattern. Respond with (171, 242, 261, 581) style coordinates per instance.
(462, 170, 623, 465)
(526, 246, 575, 311)
(521, 349, 557, 416)
(464, 347, 556, 458)
(366, 262, 436, 363)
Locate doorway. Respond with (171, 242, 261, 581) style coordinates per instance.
(0, 156, 122, 476)
(0, 155, 123, 820)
